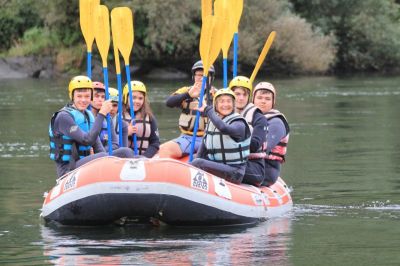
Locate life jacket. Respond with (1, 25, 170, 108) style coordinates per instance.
(99, 119, 108, 147)
(264, 109, 290, 162)
(241, 103, 258, 132)
(204, 113, 251, 165)
(176, 86, 208, 136)
(132, 114, 151, 155)
(49, 106, 94, 162)
(124, 112, 152, 155)
(240, 103, 268, 160)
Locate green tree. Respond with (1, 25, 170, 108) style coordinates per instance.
(290, 0, 400, 72)
(0, 0, 42, 51)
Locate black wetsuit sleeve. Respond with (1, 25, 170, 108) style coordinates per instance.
(195, 141, 208, 159)
(93, 137, 106, 153)
(110, 119, 119, 150)
(266, 117, 287, 153)
(55, 111, 106, 146)
(143, 117, 161, 158)
(205, 106, 246, 141)
(166, 92, 191, 108)
(250, 111, 268, 152)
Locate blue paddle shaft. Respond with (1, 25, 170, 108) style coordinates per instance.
(188, 76, 207, 162)
(103, 67, 113, 156)
(87, 52, 92, 79)
(223, 58, 228, 88)
(116, 73, 123, 147)
(125, 64, 138, 156)
(233, 32, 239, 78)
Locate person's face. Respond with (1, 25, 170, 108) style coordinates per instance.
(253, 90, 274, 113)
(232, 87, 249, 110)
(91, 89, 105, 109)
(215, 95, 234, 117)
(110, 101, 118, 117)
(194, 69, 203, 83)
(132, 91, 145, 112)
(73, 89, 92, 111)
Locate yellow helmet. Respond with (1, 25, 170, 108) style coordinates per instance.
(109, 87, 119, 102)
(213, 88, 236, 108)
(228, 76, 253, 94)
(123, 81, 147, 104)
(68, 75, 92, 100)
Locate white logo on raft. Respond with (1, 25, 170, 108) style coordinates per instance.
(120, 160, 146, 181)
(190, 168, 209, 192)
(213, 176, 232, 200)
(63, 171, 78, 192)
(252, 193, 264, 206)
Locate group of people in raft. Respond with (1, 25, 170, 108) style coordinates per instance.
(49, 60, 290, 187)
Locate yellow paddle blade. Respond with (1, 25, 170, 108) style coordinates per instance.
(201, 0, 213, 24)
(111, 8, 124, 75)
(215, 0, 234, 58)
(233, 0, 243, 32)
(79, 0, 100, 52)
(199, 15, 213, 76)
(94, 5, 111, 67)
(110, 7, 134, 65)
(207, 16, 224, 71)
(250, 31, 276, 83)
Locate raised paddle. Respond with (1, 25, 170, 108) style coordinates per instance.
(232, 0, 243, 78)
(250, 31, 276, 84)
(94, 5, 113, 155)
(189, 15, 224, 162)
(111, 7, 125, 148)
(111, 7, 138, 155)
(79, 0, 100, 78)
(201, 0, 212, 24)
(215, 0, 235, 88)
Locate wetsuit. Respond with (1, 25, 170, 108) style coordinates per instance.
(191, 106, 251, 184)
(51, 107, 134, 178)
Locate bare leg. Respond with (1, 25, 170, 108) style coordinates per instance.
(158, 141, 183, 159)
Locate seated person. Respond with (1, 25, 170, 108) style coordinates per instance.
(252, 82, 290, 186)
(122, 81, 160, 158)
(230, 76, 268, 187)
(191, 88, 251, 184)
(109, 87, 129, 147)
(90, 81, 119, 151)
(49, 75, 134, 178)
(159, 60, 215, 159)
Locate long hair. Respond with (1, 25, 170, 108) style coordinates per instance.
(124, 91, 154, 120)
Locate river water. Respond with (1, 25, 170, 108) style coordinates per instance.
(0, 76, 399, 265)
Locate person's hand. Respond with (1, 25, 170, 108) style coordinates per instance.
(99, 100, 113, 116)
(188, 82, 202, 98)
(194, 104, 207, 113)
(128, 123, 138, 135)
(90, 147, 94, 155)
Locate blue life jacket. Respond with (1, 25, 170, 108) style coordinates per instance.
(204, 113, 251, 165)
(49, 106, 95, 162)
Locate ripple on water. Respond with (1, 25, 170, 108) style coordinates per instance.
(0, 142, 48, 158)
(294, 202, 400, 220)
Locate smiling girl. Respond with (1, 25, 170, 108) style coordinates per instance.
(122, 81, 160, 158)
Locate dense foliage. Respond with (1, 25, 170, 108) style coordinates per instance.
(1, 0, 400, 74)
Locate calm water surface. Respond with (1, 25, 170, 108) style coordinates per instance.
(0, 76, 399, 265)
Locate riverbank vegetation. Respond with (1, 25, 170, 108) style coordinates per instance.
(1, 0, 400, 76)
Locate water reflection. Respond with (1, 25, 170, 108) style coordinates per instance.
(40, 217, 293, 265)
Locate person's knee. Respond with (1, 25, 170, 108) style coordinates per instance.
(159, 141, 182, 158)
(113, 147, 135, 158)
(191, 158, 203, 168)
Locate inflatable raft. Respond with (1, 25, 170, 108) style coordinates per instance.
(41, 156, 293, 226)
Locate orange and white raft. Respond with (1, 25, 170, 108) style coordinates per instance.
(41, 156, 293, 226)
